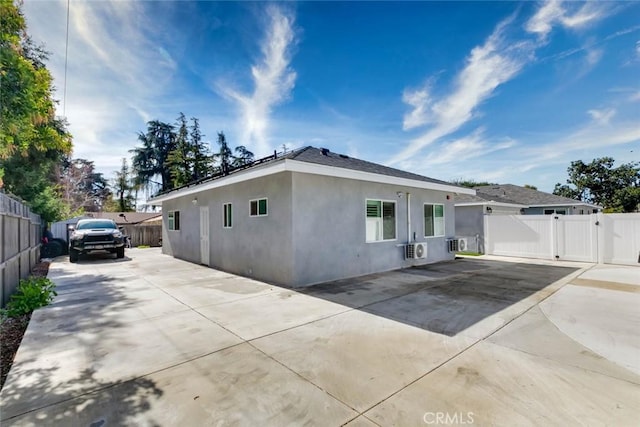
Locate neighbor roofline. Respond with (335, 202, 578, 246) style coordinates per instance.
(528, 202, 601, 209)
(148, 158, 474, 204)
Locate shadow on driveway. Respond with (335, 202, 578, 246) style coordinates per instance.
(301, 258, 578, 337)
(0, 271, 162, 423)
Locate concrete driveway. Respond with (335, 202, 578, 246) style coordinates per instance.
(1, 249, 639, 426)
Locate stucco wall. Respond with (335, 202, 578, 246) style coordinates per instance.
(290, 173, 456, 286)
(455, 205, 484, 253)
(161, 172, 294, 285)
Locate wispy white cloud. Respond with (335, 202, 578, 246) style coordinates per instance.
(421, 128, 515, 167)
(392, 0, 621, 167)
(525, 0, 609, 40)
(587, 108, 615, 125)
(23, 1, 181, 177)
(391, 14, 530, 164)
(585, 48, 603, 66)
(217, 6, 297, 157)
(401, 84, 433, 130)
(517, 112, 640, 170)
(525, 0, 564, 39)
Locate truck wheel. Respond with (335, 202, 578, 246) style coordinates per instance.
(116, 246, 125, 259)
(69, 248, 79, 263)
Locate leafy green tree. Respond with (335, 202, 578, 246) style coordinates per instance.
(0, 2, 72, 177)
(553, 157, 640, 212)
(450, 179, 497, 188)
(552, 183, 581, 200)
(2, 140, 73, 223)
(0, 2, 73, 222)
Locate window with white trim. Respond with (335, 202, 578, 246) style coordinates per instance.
(424, 204, 444, 237)
(168, 211, 180, 231)
(366, 200, 396, 242)
(250, 198, 268, 216)
(223, 203, 232, 228)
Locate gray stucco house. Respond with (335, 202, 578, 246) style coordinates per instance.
(455, 184, 601, 253)
(149, 146, 474, 287)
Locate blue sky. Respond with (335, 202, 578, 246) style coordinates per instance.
(23, 1, 640, 193)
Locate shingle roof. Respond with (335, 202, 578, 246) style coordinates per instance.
(471, 184, 598, 207)
(150, 146, 473, 203)
(288, 146, 458, 187)
(454, 193, 501, 204)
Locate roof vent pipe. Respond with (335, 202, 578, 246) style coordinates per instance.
(320, 148, 330, 156)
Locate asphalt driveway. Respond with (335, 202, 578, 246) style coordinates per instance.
(1, 249, 639, 426)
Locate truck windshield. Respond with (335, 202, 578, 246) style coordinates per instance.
(76, 221, 116, 230)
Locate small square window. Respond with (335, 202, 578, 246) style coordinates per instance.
(250, 198, 268, 216)
(366, 199, 396, 242)
(223, 203, 232, 228)
(168, 211, 180, 231)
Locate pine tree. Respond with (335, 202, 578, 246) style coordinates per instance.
(189, 117, 211, 181)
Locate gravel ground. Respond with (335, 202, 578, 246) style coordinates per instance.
(0, 261, 51, 391)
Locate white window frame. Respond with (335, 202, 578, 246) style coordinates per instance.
(250, 198, 268, 217)
(223, 203, 232, 228)
(424, 203, 444, 238)
(365, 199, 397, 243)
(168, 210, 180, 231)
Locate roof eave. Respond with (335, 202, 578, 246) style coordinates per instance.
(147, 158, 474, 204)
(529, 202, 602, 209)
(455, 201, 528, 208)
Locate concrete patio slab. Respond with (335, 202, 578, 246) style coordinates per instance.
(252, 309, 474, 412)
(2, 249, 637, 426)
(540, 283, 640, 375)
(158, 276, 277, 308)
(364, 340, 640, 426)
(196, 289, 351, 340)
(576, 264, 640, 286)
(1, 309, 242, 419)
(3, 343, 357, 427)
(343, 415, 380, 427)
(487, 306, 640, 383)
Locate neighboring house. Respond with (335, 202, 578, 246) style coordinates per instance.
(149, 146, 474, 287)
(51, 212, 162, 243)
(473, 184, 600, 215)
(454, 184, 601, 254)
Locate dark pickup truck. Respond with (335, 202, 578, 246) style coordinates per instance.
(69, 219, 126, 262)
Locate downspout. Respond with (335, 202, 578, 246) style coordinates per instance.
(407, 192, 411, 243)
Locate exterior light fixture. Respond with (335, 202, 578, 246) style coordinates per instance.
(192, 198, 198, 206)
(396, 191, 404, 198)
(486, 206, 493, 213)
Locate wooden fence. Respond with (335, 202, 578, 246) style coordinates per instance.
(0, 193, 41, 307)
(121, 224, 162, 247)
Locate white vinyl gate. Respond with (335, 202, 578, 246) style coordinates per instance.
(484, 213, 640, 265)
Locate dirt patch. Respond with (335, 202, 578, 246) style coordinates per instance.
(0, 260, 51, 391)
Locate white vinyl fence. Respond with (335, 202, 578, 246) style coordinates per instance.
(485, 213, 640, 265)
